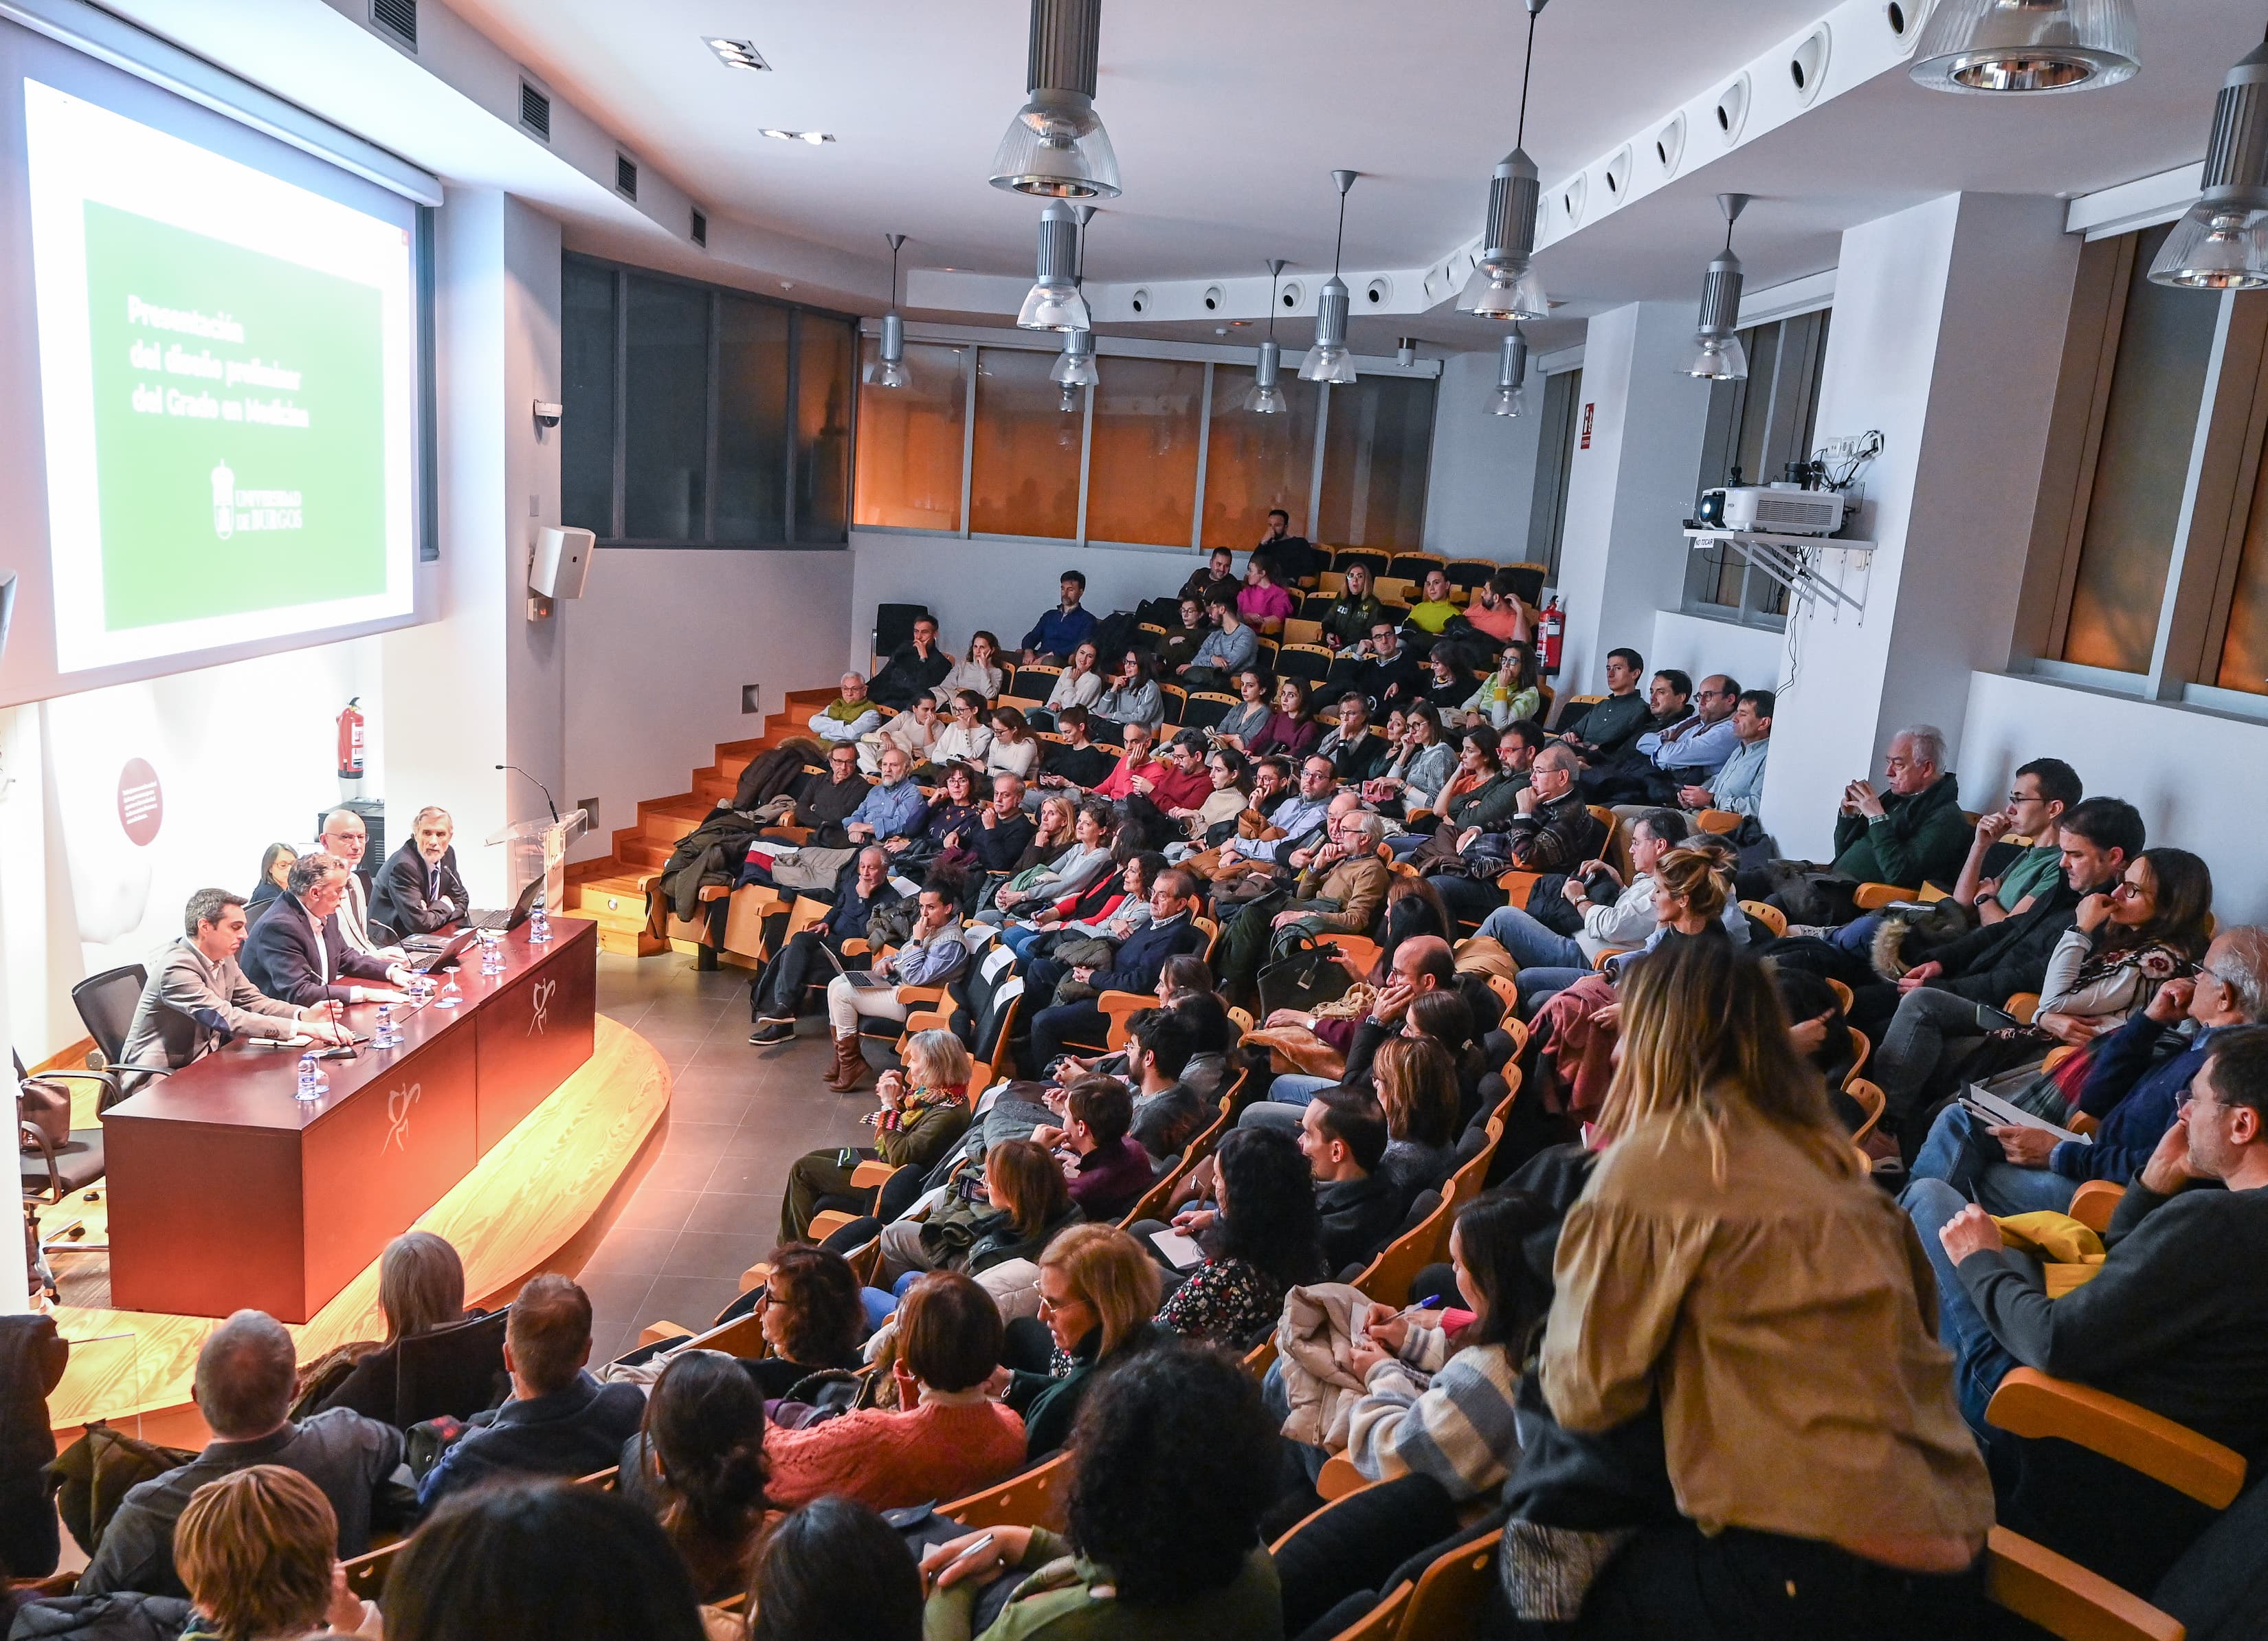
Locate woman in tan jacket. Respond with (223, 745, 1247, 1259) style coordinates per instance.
(1531, 936, 1994, 1638)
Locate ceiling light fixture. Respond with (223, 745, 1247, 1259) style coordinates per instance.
(1683, 192, 1750, 381)
(1488, 325, 1530, 417)
(867, 233, 909, 389)
(1458, 0, 1551, 322)
(1299, 170, 1361, 386)
(1018, 199, 1091, 331)
(1247, 258, 1290, 413)
(2149, 31, 2268, 290)
(1052, 205, 1101, 397)
(1909, 0, 2139, 94)
(990, 0, 1120, 199)
(759, 129, 836, 144)
(704, 37, 770, 71)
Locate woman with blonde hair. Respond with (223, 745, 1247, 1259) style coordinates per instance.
(1527, 938, 1992, 1637)
(778, 1029, 972, 1245)
(990, 1222, 1165, 1460)
(174, 1465, 377, 1640)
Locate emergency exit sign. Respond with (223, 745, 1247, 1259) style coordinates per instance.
(1579, 402, 1594, 449)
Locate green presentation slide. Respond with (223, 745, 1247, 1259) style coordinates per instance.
(82, 201, 386, 630)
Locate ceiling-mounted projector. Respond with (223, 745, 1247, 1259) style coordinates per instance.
(1694, 483, 1847, 537)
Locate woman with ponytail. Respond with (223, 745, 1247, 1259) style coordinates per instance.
(619, 1350, 774, 1603)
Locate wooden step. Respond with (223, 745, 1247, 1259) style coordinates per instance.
(555, 907, 666, 958)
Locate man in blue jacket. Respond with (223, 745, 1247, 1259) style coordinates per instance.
(417, 1275, 643, 1508)
(1021, 869, 1208, 1072)
(1020, 570, 1098, 664)
(1903, 925, 2268, 1215)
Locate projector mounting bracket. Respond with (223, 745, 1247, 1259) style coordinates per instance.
(1683, 528, 1876, 619)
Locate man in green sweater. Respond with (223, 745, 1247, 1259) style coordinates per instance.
(1827, 723, 1970, 887)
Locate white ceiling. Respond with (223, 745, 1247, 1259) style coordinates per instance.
(87, 0, 2268, 355)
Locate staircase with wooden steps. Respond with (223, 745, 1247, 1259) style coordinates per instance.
(560, 687, 841, 958)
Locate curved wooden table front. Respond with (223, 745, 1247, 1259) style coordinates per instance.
(47, 1012, 670, 1431)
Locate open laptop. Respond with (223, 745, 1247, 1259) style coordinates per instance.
(461, 877, 546, 932)
(401, 926, 482, 975)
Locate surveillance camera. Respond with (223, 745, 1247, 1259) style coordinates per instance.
(533, 401, 564, 428)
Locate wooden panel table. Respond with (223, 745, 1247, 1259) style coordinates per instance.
(104, 919, 598, 1323)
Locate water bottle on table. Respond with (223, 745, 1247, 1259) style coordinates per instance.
(296, 1052, 327, 1102)
(373, 1003, 397, 1049)
(529, 903, 552, 945)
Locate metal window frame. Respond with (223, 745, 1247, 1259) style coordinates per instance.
(565, 249, 860, 550)
(2014, 224, 2268, 716)
(1527, 367, 1583, 583)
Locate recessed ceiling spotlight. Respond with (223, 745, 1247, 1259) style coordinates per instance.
(759, 129, 836, 144)
(704, 37, 770, 70)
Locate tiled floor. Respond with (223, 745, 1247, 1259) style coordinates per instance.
(581, 951, 876, 1363)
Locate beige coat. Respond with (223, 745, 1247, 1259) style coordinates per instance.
(1274, 1281, 1379, 1449)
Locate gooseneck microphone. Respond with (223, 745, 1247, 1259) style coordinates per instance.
(495, 764, 560, 824)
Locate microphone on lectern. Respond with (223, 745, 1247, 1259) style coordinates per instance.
(495, 764, 560, 824)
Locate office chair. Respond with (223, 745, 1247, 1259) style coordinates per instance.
(16, 1050, 113, 1301)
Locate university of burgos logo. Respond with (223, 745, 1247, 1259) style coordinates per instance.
(210, 461, 234, 541)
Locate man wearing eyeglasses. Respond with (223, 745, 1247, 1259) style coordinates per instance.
(1901, 926, 2268, 1220)
(1915, 1024, 2268, 1556)
(1581, 673, 1741, 805)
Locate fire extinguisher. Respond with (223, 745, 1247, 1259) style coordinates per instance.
(337, 698, 366, 781)
(1538, 597, 1565, 677)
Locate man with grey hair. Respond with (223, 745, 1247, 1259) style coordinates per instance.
(76, 1309, 403, 1598)
(1218, 803, 1392, 1000)
(747, 844, 903, 1044)
(805, 671, 882, 743)
(117, 887, 353, 1101)
(1752, 724, 1970, 927)
(316, 806, 399, 958)
(241, 852, 414, 1006)
(371, 804, 468, 937)
(1902, 925, 2268, 1218)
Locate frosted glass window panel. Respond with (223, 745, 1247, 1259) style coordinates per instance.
(970, 348, 1081, 540)
(559, 259, 616, 536)
(713, 295, 789, 542)
(796, 314, 855, 543)
(1086, 355, 1205, 546)
(1318, 375, 1436, 550)
(623, 276, 711, 541)
(1202, 364, 1320, 551)
(2061, 224, 2219, 674)
(852, 338, 968, 531)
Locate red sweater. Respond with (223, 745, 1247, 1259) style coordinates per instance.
(764, 1396, 1025, 1512)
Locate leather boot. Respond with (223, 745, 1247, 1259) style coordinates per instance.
(825, 1031, 867, 1092)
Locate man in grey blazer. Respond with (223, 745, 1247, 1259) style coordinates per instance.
(115, 888, 352, 1104)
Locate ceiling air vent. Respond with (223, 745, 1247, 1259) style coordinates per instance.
(691, 208, 709, 247)
(370, 0, 416, 51)
(519, 80, 551, 141)
(616, 154, 638, 199)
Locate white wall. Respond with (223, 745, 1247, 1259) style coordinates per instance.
(1963, 672, 2268, 925)
(1424, 349, 1544, 560)
(1548, 302, 1716, 697)
(1648, 610, 1785, 692)
(562, 547, 853, 860)
(1761, 193, 2077, 857)
(381, 188, 565, 904)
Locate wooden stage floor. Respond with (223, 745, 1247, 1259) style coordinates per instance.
(37, 1014, 671, 1438)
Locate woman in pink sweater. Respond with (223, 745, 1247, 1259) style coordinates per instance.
(764, 1272, 1024, 1513)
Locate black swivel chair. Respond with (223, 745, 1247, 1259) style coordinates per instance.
(70, 964, 151, 1112)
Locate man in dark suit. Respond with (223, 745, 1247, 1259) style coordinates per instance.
(243, 855, 412, 1007)
(372, 806, 471, 937)
(1022, 868, 1211, 1072)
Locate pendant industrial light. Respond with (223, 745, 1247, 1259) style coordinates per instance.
(2149, 31, 2268, 290)
(1017, 199, 1091, 331)
(1052, 206, 1100, 401)
(1299, 170, 1361, 386)
(1682, 193, 1750, 381)
(990, 0, 1120, 199)
(1488, 325, 1530, 417)
(1909, 0, 2139, 95)
(1458, 0, 1551, 321)
(1246, 258, 1290, 413)
(865, 232, 910, 388)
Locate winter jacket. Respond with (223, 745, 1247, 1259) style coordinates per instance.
(1275, 1282, 1382, 1449)
(1830, 772, 1970, 888)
